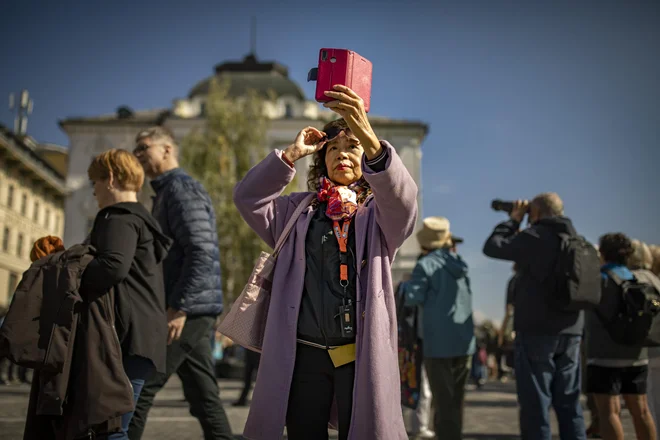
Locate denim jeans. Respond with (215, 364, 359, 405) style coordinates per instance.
(515, 333, 586, 440)
(108, 356, 154, 440)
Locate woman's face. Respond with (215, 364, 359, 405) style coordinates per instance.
(91, 178, 114, 210)
(324, 130, 364, 186)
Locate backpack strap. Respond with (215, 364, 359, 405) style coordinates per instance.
(605, 269, 627, 287)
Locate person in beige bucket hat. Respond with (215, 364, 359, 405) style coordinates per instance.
(417, 216, 453, 251)
(406, 215, 476, 440)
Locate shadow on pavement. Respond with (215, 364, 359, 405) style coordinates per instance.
(474, 381, 518, 394)
(466, 399, 519, 409)
(463, 435, 521, 440)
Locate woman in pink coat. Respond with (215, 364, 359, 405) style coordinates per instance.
(233, 85, 418, 440)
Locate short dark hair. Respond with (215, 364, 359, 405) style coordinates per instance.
(599, 233, 634, 265)
(306, 119, 350, 192)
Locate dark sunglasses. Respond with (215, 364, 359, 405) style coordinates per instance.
(133, 143, 151, 154)
(320, 127, 351, 144)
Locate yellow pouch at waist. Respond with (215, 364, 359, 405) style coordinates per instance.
(328, 343, 356, 368)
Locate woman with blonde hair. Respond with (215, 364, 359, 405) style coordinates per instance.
(81, 148, 172, 439)
(628, 239, 654, 271)
(649, 245, 660, 276)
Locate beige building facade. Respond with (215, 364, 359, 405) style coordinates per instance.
(0, 125, 67, 308)
(59, 54, 428, 284)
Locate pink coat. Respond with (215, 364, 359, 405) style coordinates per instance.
(233, 141, 418, 439)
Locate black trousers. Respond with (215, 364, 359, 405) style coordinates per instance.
(425, 356, 470, 440)
(128, 316, 233, 440)
(238, 350, 260, 402)
(286, 343, 355, 440)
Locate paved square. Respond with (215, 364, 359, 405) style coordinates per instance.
(0, 377, 635, 439)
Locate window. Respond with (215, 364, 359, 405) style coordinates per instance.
(55, 215, 60, 233)
(20, 193, 27, 215)
(2, 228, 8, 252)
(285, 104, 294, 119)
(45, 209, 51, 228)
(17, 233, 23, 258)
(33, 201, 39, 222)
(7, 185, 14, 208)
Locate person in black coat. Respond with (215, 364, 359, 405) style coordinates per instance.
(82, 148, 172, 440)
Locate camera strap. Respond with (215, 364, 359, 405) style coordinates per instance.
(332, 220, 351, 287)
(332, 219, 355, 339)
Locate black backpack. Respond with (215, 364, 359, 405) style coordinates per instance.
(598, 270, 660, 347)
(551, 233, 602, 311)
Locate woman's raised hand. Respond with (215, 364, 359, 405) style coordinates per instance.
(283, 126, 327, 163)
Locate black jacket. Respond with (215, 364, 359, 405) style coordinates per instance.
(81, 202, 172, 373)
(297, 203, 360, 346)
(295, 153, 388, 347)
(483, 216, 584, 336)
(150, 168, 223, 316)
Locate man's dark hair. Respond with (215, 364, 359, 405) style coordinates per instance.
(307, 119, 350, 192)
(599, 233, 634, 265)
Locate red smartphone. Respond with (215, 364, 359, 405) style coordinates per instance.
(307, 48, 373, 113)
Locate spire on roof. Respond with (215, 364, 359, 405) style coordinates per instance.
(250, 16, 257, 58)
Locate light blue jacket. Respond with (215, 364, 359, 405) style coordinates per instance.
(405, 248, 476, 358)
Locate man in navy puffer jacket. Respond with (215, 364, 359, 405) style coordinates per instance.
(129, 126, 233, 440)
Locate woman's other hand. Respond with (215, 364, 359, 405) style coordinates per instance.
(283, 127, 327, 163)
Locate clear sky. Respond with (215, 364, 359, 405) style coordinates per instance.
(2, 0, 658, 323)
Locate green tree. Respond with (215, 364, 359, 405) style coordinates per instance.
(180, 78, 296, 307)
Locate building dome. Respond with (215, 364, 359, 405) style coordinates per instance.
(188, 54, 306, 101)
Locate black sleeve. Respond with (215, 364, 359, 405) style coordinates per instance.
(364, 149, 389, 172)
(81, 214, 139, 296)
(506, 275, 517, 305)
(482, 219, 540, 262)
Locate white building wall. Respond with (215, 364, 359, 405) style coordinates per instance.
(62, 101, 426, 285)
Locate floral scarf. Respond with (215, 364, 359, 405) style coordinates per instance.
(317, 176, 370, 221)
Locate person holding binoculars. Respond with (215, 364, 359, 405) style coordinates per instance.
(483, 192, 590, 440)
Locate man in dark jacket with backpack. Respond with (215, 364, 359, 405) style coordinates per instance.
(129, 127, 233, 440)
(483, 193, 588, 440)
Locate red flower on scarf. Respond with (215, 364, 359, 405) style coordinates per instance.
(317, 177, 367, 221)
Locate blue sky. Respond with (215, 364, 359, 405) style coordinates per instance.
(2, 0, 659, 323)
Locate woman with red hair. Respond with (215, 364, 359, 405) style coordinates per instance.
(29, 236, 65, 262)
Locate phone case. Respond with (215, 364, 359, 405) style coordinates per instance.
(308, 48, 373, 113)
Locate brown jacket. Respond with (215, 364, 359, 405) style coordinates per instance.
(0, 244, 134, 439)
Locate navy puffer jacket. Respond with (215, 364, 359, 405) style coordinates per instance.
(150, 168, 223, 316)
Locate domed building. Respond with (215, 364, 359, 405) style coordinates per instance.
(59, 53, 428, 282)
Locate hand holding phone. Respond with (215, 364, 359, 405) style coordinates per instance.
(307, 48, 373, 113)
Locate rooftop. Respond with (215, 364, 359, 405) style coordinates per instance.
(0, 124, 68, 194)
(188, 54, 305, 100)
